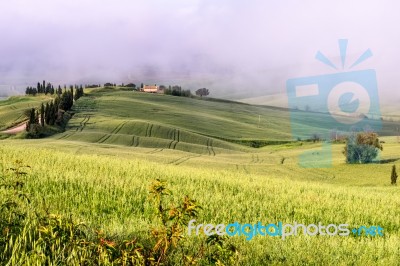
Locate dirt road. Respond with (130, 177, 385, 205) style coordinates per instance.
(1, 121, 27, 134)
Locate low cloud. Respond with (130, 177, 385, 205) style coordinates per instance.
(0, 0, 399, 102)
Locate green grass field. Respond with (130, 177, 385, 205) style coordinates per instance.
(1, 88, 400, 265)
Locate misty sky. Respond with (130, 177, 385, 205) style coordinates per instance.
(1, 0, 400, 101)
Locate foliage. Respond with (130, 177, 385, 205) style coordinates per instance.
(23, 83, 80, 138)
(25, 108, 44, 138)
(85, 84, 101, 88)
(25, 80, 55, 96)
(0, 160, 31, 255)
(104, 83, 116, 87)
(343, 132, 383, 164)
(74, 85, 84, 101)
(164, 85, 191, 97)
(124, 83, 136, 88)
(195, 88, 209, 98)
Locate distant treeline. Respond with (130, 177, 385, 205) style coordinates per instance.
(86, 84, 101, 88)
(25, 80, 84, 99)
(25, 80, 208, 100)
(163, 85, 209, 98)
(163, 85, 191, 97)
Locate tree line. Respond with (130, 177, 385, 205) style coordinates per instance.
(162, 85, 209, 98)
(25, 83, 84, 137)
(163, 85, 192, 97)
(25, 80, 85, 99)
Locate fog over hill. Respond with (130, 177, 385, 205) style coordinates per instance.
(0, 0, 400, 104)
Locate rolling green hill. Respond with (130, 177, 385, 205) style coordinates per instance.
(0, 95, 53, 130)
(52, 88, 292, 154)
(1, 88, 400, 264)
(46, 87, 398, 155)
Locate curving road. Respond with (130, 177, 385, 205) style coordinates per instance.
(1, 121, 27, 134)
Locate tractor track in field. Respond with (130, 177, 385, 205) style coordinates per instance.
(235, 164, 250, 173)
(206, 138, 216, 156)
(167, 129, 180, 150)
(130, 136, 140, 147)
(145, 123, 153, 137)
(83, 116, 90, 127)
(206, 139, 211, 155)
(168, 140, 179, 150)
(76, 116, 90, 131)
(168, 154, 201, 165)
(147, 148, 164, 154)
(251, 154, 263, 163)
(58, 133, 73, 140)
(97, 134, 112, 144)
(97, 121, 127, 143)
(110, 121, 127, 135)
(168, 140, 176, 149)
(172, 140, 178, 149)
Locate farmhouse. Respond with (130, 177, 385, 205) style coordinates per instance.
(142, 85, 164, 93)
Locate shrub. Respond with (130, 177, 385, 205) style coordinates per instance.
(343, 132, 382, 164)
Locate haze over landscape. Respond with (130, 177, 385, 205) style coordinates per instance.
(1, 0, 400, 103)
(1, 1, 400, 265)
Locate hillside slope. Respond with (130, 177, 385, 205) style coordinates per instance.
(53, 88, 294, 154)
(49, 88, 399, 154)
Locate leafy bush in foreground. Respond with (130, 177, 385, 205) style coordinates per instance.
(0, 161, 238, 265)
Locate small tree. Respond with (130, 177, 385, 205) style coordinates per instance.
(391, 165, 398, 185)
(310, 133, 321, 143)
(26, 108, 36, 132)
(195, 88, 209, 98)
(343, 132, 382, 164)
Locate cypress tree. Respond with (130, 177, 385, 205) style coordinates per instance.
(35, 110, 39, 124)
(30, 108, 36, 124)
(70, 86, 74, 102)
(391, 165, 398, 185)
(50, 101, 56, 125)
(45, 102, 50, 125)
(26, 108, 36, 131)
(40, 103, 45, 126)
